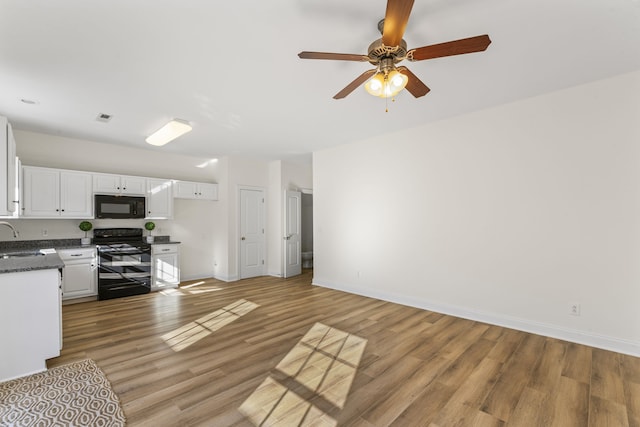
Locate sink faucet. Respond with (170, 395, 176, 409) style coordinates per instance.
(0, 221, 19, 238)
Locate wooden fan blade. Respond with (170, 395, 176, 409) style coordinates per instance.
(298, 51, 369, 62)
(382, 0, 415, 47)
(408, 35, 491, 61)
(333, 69, 377, 99)
(397, 66, 430, 98)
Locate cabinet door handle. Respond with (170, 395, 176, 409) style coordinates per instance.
(70, 254, 82, 257)
(162, 249, 171, 252)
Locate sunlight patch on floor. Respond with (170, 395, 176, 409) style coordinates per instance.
(239, 322, 367, 426)
(161, 299, 259, 351)
(181, 281, 206, 289)
(160, 282, 224, 296)
(240, 377, 337, 427)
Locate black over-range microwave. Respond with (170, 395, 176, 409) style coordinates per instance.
(95, 194, 146, 219)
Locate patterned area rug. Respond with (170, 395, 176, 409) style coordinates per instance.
(0, 359, 125, 426)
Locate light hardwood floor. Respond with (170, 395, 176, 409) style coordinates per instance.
(48, 271, 640, 426)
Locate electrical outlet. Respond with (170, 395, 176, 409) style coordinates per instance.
(568, 302, 581, 316)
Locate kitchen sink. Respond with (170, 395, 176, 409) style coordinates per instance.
(0, 251, 45, 259)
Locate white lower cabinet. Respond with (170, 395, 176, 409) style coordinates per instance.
(58, 247, 97, 300)
(0, 268, 61, 381)
(152, 244, 180, 290)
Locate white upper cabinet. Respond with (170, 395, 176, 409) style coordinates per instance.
(22, 166, 93, 218)
(93, 173, 146, 195)
(146, 178, 173, 219)
(174, 180, 218, 200)
(0, 116, 18, 216)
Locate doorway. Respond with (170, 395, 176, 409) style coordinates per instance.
(283, 190, 301, 278)
(283, 189, 313, 278)
(300, 192, 313, 270)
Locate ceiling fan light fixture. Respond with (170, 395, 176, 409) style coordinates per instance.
(365, 73, 384, 96)
(364, 69, 408, 98)
(146, 119, 192, 146)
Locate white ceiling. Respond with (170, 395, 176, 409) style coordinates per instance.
(1, 0, 639, 163)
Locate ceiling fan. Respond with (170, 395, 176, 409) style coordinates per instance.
(298, 0, 491, 100)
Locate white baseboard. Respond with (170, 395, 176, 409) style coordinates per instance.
(312, 278, 640, 358)
(212, 273, 238, 282)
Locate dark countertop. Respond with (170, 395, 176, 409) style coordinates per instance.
(0, 238, 86, 253)
(151, 236, 180, 244)
(0, 235, 177, 250)
(0, 252, 64, 274)
(0, 235, 177, 274)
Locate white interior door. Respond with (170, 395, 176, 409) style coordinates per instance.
(240, 188, 265, 279)
(283, 190, 301, 278)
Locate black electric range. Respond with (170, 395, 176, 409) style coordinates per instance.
(93, 228, 151, 300)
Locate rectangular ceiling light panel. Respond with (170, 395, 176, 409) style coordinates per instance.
(146, 119, 192, 146)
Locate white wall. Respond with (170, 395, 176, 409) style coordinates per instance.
(313, 70, 640, 356)
(14, 130, 221, 181)
(267, 161, 283, 276)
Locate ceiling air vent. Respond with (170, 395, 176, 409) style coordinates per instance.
(96, 113, 113, 123)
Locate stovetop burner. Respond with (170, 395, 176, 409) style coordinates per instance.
(93, 227, 145, 244)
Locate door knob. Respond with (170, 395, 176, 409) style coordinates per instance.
(241, 237, 246, 240)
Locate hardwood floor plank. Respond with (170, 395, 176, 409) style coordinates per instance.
(334, 355, 426, 424)
(589, 395, 630, 427)
(470, 410, 505, 427)
(592, 348, 626, 405)
(561, 342, 592, 384)
(359, 355, 452, 425)
(621, 353, 640, 384)
(390, 381, 457, 426)
(436, 338, 496, 388)
(462, 325, 545, 422)
(429, 357, 504, 426)
(549, 376, 590, 427)
(528, 338, 567, 393)
(484, 328, 525, 363)
(507, 386, 551, 426)
(624, 381, 640, 427)
(621, 354, 640, 427)
(42, 271, 640, 426)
